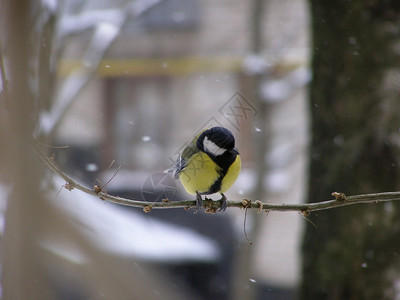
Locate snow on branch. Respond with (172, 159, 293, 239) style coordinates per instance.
(34, 144, 400, 215)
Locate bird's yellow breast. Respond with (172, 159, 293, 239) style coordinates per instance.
(220, 154, 241, 193)
(179, 151, 241, 195)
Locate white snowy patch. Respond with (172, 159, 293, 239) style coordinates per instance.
(261, 67, 312, 103)
(49, 178, 220, 263)
(130, 0, 162, 16)
(41, 0, 57, 13)
(243, 54, 269, 75)
(59, 9, 123, 36)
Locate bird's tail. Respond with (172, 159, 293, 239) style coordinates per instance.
(163, 165, 179, 180)
(164, 155, 184, 180)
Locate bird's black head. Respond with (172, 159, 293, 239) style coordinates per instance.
(197, 126, 236, 156)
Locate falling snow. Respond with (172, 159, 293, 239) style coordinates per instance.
(85, 163, 98, 172)
(142, 136, 151, 142)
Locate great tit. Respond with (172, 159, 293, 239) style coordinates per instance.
(167, 126, 241, 211)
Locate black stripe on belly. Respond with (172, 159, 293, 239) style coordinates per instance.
(201, 149, 238, 195)
(205, 173, 224, 195)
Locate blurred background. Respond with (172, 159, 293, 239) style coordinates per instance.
(1, 0, 400, 300)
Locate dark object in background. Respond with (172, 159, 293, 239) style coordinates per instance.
(105, 170, 236, 300)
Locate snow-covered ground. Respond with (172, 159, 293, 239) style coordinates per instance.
(41, 177, 220, 264)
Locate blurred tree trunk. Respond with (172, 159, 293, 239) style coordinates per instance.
(301, 1, 400, 299)
(231, 1, 266, 300)
(0, 2, 194, 300)
(1, 1, 53, 298)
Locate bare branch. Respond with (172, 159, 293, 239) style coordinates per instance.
(34, 144, 400, 213)
(0, 40, 8, 102)
(40, 0, 164, 138)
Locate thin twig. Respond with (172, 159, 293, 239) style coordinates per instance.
(243, 207, 253, 245)
(0, 40, 9, 101)
(34, 145, 400, 213)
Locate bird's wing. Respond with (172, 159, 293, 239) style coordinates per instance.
(171, 141, 199, 179)
(165, 143, 198, 179)
(165, 129, 206, 179)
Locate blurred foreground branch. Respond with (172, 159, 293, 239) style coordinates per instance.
(36, 145, 400, 214)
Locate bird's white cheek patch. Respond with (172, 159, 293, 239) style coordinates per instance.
(203, 137, 226, 156)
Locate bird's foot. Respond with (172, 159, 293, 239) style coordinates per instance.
(195, 191, 203, 213)
(219, 193, 227, 211)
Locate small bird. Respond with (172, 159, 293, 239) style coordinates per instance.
(166, 126, 241, 211)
